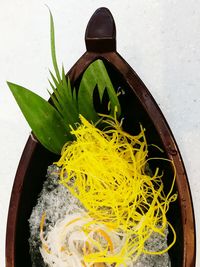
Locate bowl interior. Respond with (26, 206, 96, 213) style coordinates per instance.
(13, 59, 183, 267)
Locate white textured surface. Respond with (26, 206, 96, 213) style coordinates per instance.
(0, 0, 199, 266)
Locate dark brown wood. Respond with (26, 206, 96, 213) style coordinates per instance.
(6, 7, 196, 267)
(85, 7, 116, 52)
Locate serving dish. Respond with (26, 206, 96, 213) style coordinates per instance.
(6, 7, 195, 267)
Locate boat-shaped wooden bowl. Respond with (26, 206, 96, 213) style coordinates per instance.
(6, 7, 196, 267)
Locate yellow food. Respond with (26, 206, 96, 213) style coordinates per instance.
(52, 114, 177, 265)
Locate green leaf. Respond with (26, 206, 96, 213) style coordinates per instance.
(47, 11, 121, 129)
(7, 11, 122, 156)
(48, 10, 79, 127)
(49, 70, 65, 110)
(78, 59, 121, 122)
(47, 88, 62, 115)
(49, 9, 61, 83)
(7, 82, 71, 154)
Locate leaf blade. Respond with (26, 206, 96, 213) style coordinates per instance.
(8, 82, 71, 154)
(49, 9, 61, 83)
(78, 59, 121, 122)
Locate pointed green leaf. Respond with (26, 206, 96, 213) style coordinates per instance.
(62, 66, 72, 100)
(78, 59, 121, 122)
(61, 66, 76, 110)
(47, 88, 62, 115)
(48, 76, 63, 113)
(49, 70, 65, 109)
(7, 82, 71, 154)
(61, 68, 79, 119)
(49, 9, 61, 83)
(49, 68, 79, 126)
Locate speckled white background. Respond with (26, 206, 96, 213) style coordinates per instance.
(0, 0, 199, 266)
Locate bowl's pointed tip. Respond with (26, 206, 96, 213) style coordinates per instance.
(85, 7, 116, 52)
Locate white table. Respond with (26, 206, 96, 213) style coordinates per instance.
(0, 1, 199, 266)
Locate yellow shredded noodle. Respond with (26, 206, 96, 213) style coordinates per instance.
(55, 114, 177, 265)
